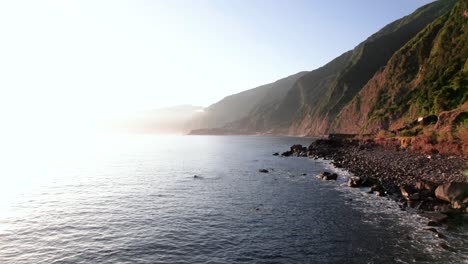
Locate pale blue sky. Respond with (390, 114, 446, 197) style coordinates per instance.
(0, 0, 435, 129)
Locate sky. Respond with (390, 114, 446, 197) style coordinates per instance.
(0, 0, 435, 131)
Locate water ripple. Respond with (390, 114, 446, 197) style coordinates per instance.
(0, 136, 466, 263)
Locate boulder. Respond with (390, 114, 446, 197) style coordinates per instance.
(425, 227, 438, 233)
(370, 184, 384, 193)
(323, 173, 338, 181)
(420, 211, 449, 224)
(348, 176, 362, 187)
(290, 144, 305, 151)
(375, 191, 386, 197)
(272, 152, 279, 156)
(400, 185, 419, 200)
(433, 204, 454, 214)
(258, 169, 269, 173)
(415, 181, 436, 193)
(286, 144, 308, 157)
(317, 171, 338, 181)
(368, 184, 386, 196)
(450, 200, 463, 210)
(434, 182, 468, 203)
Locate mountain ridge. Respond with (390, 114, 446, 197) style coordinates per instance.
(186, 0, 466, 153)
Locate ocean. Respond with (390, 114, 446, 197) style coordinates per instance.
(0, 135, 466, 263)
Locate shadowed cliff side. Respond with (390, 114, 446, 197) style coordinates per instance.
(332, 0, 467, 135)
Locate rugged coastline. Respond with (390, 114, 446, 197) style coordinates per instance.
(280, 138, 468, 226)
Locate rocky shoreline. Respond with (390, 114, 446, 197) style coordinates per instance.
(280, 139, 468, 226)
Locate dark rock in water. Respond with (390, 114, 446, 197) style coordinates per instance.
(407, 200, 420, 208)
(193, 175, 202, 179)
(282, 144, 309, 157)
(425, 227, 438, 233)
(291, 144, 307, 154)
(317, 171, 338, 181)
(302, 173, 307, 176)
(400, 185, 422, 201)
(375, 191, 386, 197)
(424, 228, 446, 238)
(370, 184, 385, 193)
(332, 161, 343, 168)
(420, 212, 449, 224)
(324, 173, 338, 181)
(435, 182, 468, 203)
(348, 176, 363, 187)
(438, 242, 454, 251)
(272, 152, 279, 156)
(347, 176, 376, 188)
(433, 204, 454, 214)
(316, 171, 330, 179)
(400, 185, 415, 200)
(258, 169, 269, 173)
(427, 221, 442, 227)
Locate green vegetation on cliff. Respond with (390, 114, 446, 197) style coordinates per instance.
(189, 0, 465, 142)
(358, 0, 467, 129)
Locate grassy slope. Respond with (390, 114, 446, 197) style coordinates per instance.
(333, 0, 467, 133)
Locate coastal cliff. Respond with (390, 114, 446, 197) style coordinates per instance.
(187, 0, 466, 154)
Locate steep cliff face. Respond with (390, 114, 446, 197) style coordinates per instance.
(190, 71, 307, 130)
(187, 0, 463, 138)
(231, 0, 456, 136)
(227, 51, 353, 135)
(332, 0, 467, 134)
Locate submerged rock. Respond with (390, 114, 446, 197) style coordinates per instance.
(438, 242, 454, 251)
(425, 227, 439, 233)
(258, 169, 269, 173)
(317, 171, 338, 181)
(427, 221, 442, 227)
(420, 212, 449, 224)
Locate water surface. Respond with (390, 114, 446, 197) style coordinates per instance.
(0, 135, 466, 263)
